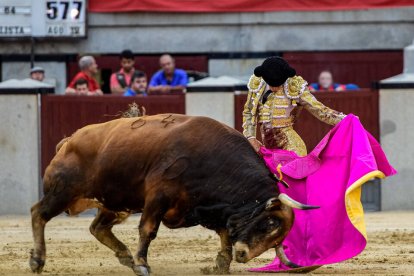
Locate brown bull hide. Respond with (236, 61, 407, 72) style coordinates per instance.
(67, 199, 102, 216)
(30, 114, 295, 276)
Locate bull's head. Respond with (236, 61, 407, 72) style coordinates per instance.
(227, 193, 318, 264)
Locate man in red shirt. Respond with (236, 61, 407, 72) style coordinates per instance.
(110, 49, 136, 94)
(65, 56, 103, 95)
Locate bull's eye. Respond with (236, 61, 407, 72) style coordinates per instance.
(267, 219, 280, 230)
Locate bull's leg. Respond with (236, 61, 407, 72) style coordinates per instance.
(215, 229, 233, 274)
(30, 201, 47, 274)
(133, 198, 167, 276)
(30, 191, 75, 273)
(89, 209, 134, 268)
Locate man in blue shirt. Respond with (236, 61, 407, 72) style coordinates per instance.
(148, 54, 188, 94)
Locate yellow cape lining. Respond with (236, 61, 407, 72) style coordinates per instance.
(345, 170, 386, 240)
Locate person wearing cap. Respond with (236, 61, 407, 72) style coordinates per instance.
(242, 56, 346, 155)
(30, 66, 45, 82)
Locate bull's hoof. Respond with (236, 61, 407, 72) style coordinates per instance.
(213, 266, 230, 275)
(133, 265, 150, 276)
(29, 249, 45, 273)
(118, 256, 135, 268)
(29, 255, 45, 274)
(215, 252, 231, 274)
(115, 252, 134, 268)
(29, 258, 45, 274)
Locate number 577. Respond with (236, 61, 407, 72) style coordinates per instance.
(46, 1, 82, 20)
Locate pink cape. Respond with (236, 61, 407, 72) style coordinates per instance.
(251, 114, 396, 272)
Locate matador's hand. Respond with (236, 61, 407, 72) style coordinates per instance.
(248, 138, 263, 154)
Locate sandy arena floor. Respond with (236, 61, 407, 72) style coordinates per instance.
(0, 211, 413, 276)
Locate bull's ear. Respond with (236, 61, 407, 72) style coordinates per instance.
(265, 198, 281, 210)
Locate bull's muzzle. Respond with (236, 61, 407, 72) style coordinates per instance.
(233, 242, 251, 263)
(235, 250, 248, 263)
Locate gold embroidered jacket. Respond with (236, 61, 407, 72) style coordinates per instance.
(242, 75, 346, 139)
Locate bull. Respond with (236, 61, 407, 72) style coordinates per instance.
(30, 114, 316, 275)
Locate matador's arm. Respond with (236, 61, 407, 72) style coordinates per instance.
(242, 90, 257, 139)
(298, 89, 346, 125)
(242, 75, 266, 138)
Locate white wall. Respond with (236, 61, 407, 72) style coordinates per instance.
(186, 92, 235, 128)
(209, 59, 263, 78)
(0, 95, 40, 214)
(380, 88, 414, 210)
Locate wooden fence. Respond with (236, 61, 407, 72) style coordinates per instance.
(40, 94, 185, 174)
(41, 90, 379, 174)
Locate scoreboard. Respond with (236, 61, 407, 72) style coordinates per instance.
(0, 0, 86, 38)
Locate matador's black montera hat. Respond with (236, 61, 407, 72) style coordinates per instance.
(254, 56, 296, 87)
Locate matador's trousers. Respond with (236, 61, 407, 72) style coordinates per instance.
(260, 122, 307, 157)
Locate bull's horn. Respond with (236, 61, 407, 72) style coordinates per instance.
(278, 193, 319, 210)
(276, 245, 301, 268)
(265, 197, 280, 210)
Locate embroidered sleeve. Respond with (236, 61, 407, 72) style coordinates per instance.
(242, 75, 264, 138)
(242, 92, 256, 138)
(298, 89, 346, 125)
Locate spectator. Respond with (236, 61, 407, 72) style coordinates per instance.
(148, 54, 188, 94)
(309, 70, 359, 91)
(65, 78, 98, 96)
(73, 78, 89, 95)
(123, 71, 148, 96)
(65, 56, 103, 95)
(110, 49, 136, 94)
(30, 66, 45, 82)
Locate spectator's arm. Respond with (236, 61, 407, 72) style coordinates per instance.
(90, 89, 104, 95)
(148, 85, 171, 94)
(111, 86, 124, 94)
(65, 75, 79, 94)
(110, 73, 124, 94)
(170, 85, 186, 91)
(65, 87, 76, 94)
(147, 72, 168, 93)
